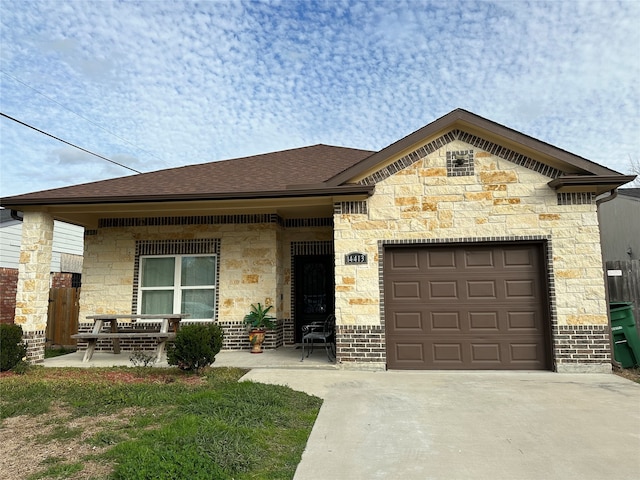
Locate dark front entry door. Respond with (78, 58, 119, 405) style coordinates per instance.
(294, 255, 334, 343)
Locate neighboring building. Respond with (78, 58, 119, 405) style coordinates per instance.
(598, 188, 640, 262)
(0, 209, 84, 324)
(1, 109, 635, 371)
(597, 188, 640, 331)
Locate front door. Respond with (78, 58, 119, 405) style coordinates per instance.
(294, 255, 334, 343)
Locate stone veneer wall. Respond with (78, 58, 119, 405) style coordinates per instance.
(334, 136, 610, 373)
(79, 216, 331, 352)
(16, 212, 53, 362)
(80, 219, 278, 353)
(81, 220, 279, 319)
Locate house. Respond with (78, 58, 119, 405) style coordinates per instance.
(0, 208, 84, 325)
(597, 188, 640, 329)
(1, 109, 635, 370)
(597, 188, 640, 262)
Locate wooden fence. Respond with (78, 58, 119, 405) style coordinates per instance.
(606, 260, 640, 330)
(46, 287, 80, 347)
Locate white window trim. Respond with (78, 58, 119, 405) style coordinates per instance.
(137, 254, 217, 321)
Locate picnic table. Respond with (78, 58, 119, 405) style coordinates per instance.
(71, 314, 189, 363)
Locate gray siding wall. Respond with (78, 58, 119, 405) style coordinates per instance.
(0, 219, 84, 271)
(598, 194, 640, 262)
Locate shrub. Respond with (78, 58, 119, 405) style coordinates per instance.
(1, 324, 28, 372)
(167, 323, 223, 373)
(129, 349, 157, 367)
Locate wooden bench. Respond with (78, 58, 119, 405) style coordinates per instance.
(72, 314, 187, 363)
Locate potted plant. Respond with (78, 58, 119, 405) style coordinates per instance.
(243, 303, 276, 353)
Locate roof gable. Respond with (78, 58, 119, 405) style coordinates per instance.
(327, 109, 623, 188)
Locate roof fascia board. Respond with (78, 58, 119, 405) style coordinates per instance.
(548, 174, 637, 194)
(0, 184, 374, 208)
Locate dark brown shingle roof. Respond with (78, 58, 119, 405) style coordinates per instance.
(2, 144, 374, 205)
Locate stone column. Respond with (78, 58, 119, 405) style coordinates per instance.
(15, 211, 53, 362)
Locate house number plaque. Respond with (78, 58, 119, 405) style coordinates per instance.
(345, 252, 367, 265)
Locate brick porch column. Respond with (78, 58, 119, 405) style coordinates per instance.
(15, 211, 53, 362)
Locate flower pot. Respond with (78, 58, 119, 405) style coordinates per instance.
(248, 329, 266, 353)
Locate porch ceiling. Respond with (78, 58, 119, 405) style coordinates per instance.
(19, 194, 364, 228)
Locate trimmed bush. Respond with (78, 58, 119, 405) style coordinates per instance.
(167, 323, 223, 372)
(1, 324, 28, 371)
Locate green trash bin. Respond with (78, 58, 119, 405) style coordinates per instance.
(610, 302, 640, 368)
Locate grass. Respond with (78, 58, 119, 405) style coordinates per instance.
(44, 347, 77, 359)
(29, 461, 85, 480)
(0, 366, 322, 479)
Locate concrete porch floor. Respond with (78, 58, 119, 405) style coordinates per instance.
(42, 346, 339, 369)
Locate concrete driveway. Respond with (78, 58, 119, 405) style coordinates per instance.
(241, 370, 640, 480)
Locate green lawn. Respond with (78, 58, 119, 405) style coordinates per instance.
(44, 347, 77, 358)
(0, 366, 322, 479)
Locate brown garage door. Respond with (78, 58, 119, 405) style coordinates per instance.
(385, 243, 550, 370)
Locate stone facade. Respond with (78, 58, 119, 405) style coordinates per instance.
(333, 137, 610, 372)
(15, 212, 53, 361)
(11, 126, 616, 372)
(69, 135, 611, 372)
(78, 216, 333, 352)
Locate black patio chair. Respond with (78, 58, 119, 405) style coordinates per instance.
(300, 314, 336, 362)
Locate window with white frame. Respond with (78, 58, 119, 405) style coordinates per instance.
(138, 255, 216, 320)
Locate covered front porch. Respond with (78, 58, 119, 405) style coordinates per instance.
(43, 346, 340, 369)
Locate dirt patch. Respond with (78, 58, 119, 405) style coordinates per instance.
(0, 368, 205, 479)
(0, 405, 138, 480)
(0, 368, 207, 385)
(613, 366, 640, 383)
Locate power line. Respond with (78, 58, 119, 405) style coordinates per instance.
(1, 112, 142, 174)
(0, 70, 168, 167)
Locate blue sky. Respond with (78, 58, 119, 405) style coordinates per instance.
(1, 0, 639, 197)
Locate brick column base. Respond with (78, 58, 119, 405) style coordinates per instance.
(554, 325, 612, 373)
(24, 330, 46, 363)
(336, 325, 386, 369)
(217, 319, 284, 350)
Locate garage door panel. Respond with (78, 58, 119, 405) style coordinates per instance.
(507, 311, 540, 330)
(431, 312, 461, 331)
(503, 248, 535, 267)
(467, 280, 497, 299)
(510, 342, 543, 362)
(385, 244, 549, 370)
(392, 312, 423, 331)
(468, 312, 499, 330)
(471, 343, 502, 363)
(391, 307, 543, 335)
(391, 251, 420, 269)
(432, 343, 463, 363)
(427, 250, 456, 268)
(505, 279, 536, 298)
(464, 249, 494, 268)
(394, 342, 425, 363)
(389, 337, 547, 370)
(429, 280, 459, 299)
(392, 281, 421, 299)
